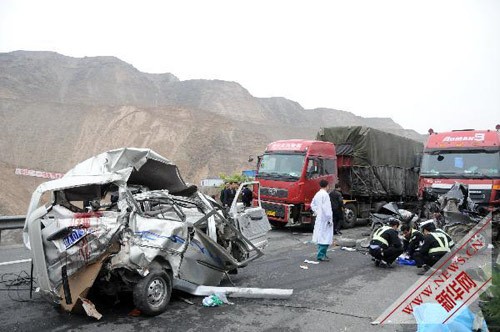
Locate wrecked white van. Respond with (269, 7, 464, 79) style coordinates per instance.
(23, 148, 271, 316)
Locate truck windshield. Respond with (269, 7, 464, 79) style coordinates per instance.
(420, 150, 500, 178)
(257, 153, 305, 180)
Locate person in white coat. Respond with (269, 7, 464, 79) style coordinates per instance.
(311, 179, 334, 261)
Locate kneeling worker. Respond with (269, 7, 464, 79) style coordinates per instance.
(413, 222, 451, 275)
(420, 219, 455, 249)
(369, 218, 403, 268)
(435, 227, 455, 249)
(401, 224, 424, 260)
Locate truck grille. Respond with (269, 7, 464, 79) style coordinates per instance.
(260, 187, 288, 198)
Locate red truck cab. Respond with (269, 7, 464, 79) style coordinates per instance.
(418, 127, 500, 214)
(254, 140, 337, 227)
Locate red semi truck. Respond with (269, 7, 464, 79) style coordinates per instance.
(255, 127, 423, 228)
(253, 140, 337, 228)
(418, 126, 500, 217)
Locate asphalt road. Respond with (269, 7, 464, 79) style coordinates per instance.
(0, 226, 422, 332)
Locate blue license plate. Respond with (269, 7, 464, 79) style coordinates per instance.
(62, 228, 88, 249)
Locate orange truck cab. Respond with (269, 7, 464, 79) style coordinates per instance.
(253, 140, 337, 228)
(418, 126, 500, 216)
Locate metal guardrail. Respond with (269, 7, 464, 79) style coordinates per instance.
(0, 215, 25, 230)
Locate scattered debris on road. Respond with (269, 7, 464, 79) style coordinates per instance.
(173, 282, 293, 299)
(80, 297, 102, 320)
(341, 247, 356, 252)
(177, 296, 194, 305)
(202, 292, 233, 307)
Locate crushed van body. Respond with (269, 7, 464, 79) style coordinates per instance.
(23, 148, 271, 316)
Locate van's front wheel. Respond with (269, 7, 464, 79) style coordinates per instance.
(133, 269, 172, 316)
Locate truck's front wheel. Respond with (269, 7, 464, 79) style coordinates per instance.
(269, 220, 286, 229)
(342, 203, 357, 229)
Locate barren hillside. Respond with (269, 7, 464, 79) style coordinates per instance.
(0, 51, 424, 214)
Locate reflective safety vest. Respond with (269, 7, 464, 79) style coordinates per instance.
(436, 228, 455, 248)
(428, 232, 450, 254)
(372, 226, 391, 247)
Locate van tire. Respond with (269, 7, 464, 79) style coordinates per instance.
(133, 269, 172, 316)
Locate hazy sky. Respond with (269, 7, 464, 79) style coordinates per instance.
(0, 0, 498, 134)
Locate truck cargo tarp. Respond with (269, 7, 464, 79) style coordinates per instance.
(318, 126, 423, 168)
(339, 166, 420, 198)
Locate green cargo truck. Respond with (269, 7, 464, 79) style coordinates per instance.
(317, 126, 424, 228)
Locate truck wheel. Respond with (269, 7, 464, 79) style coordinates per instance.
(133, 269, 172, 316)
(342, 203, 357, 229)
(269, 220, 286, 229)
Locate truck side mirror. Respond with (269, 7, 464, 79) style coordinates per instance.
(256, 155, 262, 168)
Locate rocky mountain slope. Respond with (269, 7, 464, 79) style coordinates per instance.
(0, 51, 424, 214)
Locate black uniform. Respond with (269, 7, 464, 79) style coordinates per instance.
(219, 188, 226, 205)
(242, 187, 252, 207)
(329, 189, 344, 233)
(413, 231, 450, 268)
(403, 229, 424, 259)
(223, 188, 236, 207)
(369, 226, 403, 265)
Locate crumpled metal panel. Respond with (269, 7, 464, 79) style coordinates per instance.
(127, 214, 189, 277)
(23, 172, 129, 249)
(236, 208, 272, 240)
(40, 208, 123, 290)
(177, 232, 229, 285)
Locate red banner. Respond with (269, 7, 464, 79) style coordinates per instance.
(15, 168, 64, 179)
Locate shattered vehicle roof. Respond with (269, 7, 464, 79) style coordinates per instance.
(24, 148, 195, 248)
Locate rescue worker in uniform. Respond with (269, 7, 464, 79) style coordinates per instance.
(414, 222, 451, 275)
(369, 218, 403, 268)
(401, 224, 424, 260)
(419, 219, 455, 249)
(435, 227, 455, 249)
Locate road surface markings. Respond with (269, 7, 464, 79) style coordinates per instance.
(0, 258, 31, 266)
